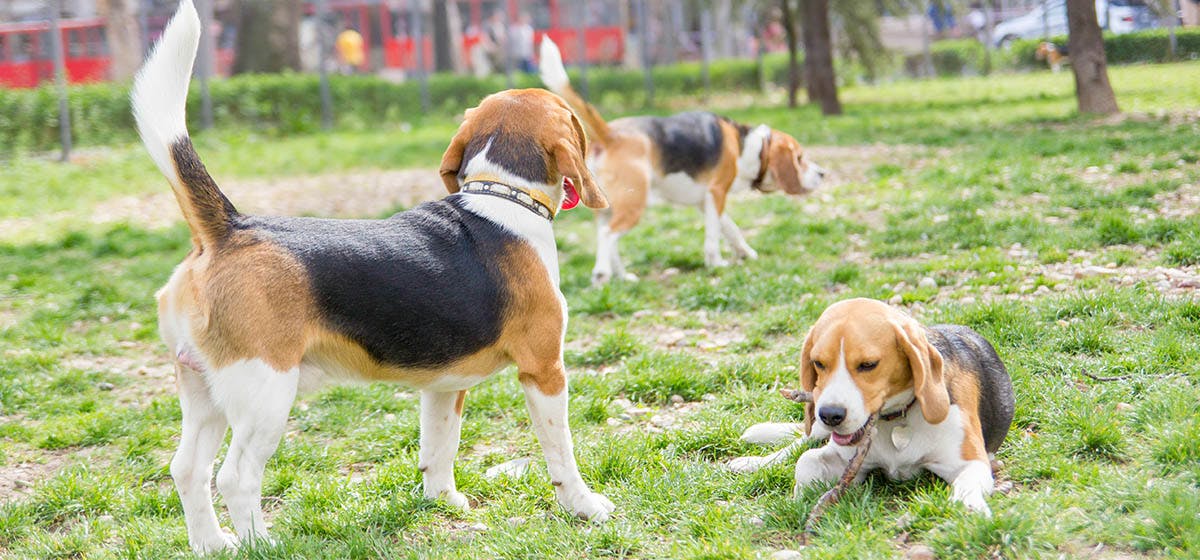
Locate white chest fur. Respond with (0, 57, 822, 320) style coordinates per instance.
(866, 404, 967, 480)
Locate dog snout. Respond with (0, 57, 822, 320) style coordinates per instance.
(818, 405, 846, 427)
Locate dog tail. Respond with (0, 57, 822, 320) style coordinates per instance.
(131, 0, 236, 249)
(538, 37, 611, 147)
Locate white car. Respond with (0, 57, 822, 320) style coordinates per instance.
(992, 0, 1158, 48)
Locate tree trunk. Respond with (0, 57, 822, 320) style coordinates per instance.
(97, 0, 141, 80)
(801, 0, 841, 115)
(780, 0, 799, 108)
(233, 0, 301, 74)
(1066, 0, 1119, 114)
(432, 0, 455, 72)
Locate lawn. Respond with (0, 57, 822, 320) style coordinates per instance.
(1, 62, 1199, 559)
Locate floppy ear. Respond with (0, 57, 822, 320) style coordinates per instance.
(439, 130, 469, 194)
(554, 112, 607, 209)
(799, 326, 817, 436)
(893, 320, 949, 424)
(441, 112, 478, 194)
(767, 136, 804, 195)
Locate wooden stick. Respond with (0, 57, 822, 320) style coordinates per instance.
(800, 414, 877, 546)
(780, 388, 814, 403)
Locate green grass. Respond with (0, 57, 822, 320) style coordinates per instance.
(1, 62, 1199, 559)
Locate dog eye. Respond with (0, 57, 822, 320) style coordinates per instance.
(857, 361, 878, 372)
(812, 360, 825, 370)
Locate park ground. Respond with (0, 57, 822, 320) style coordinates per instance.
(1, 63, 1199, 559)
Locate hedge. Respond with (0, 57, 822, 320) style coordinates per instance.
(0, 54, 805, 154)
(905, 27, 1200, 77)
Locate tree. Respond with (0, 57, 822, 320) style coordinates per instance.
(800, 0, 841, 115)
(431, 1, 465, 73)
(232, 0, 301, 74)
(1066, 0, 1119, 114)
(96, 0, 141, 80)
(780, 0, 800, 108)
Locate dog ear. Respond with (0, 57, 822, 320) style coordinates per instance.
(555, 111, 607, 209)
(767, 135, 805, 195)
(440, 112, 477, 194)
(799, 325, 818, 436)
(893, 319, 949, 424)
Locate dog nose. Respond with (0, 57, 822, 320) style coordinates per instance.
(816, 167, 827, 179)
(818, 405, 846, 427)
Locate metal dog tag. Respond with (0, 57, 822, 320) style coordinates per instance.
(891, 424, 913, 451)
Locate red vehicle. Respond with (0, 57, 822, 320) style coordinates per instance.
(0, 18, 110, 89)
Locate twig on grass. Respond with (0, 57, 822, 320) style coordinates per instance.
(780, 387, 877, 546)
(1081, 369, 1132, 382)
(801, 414, 877, 546)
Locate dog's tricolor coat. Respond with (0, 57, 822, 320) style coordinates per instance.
(134, 2, 612, 552)
(539, 38, 827, 283)
(730, 299, 1014, 515)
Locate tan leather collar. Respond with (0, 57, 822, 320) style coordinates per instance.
(460, 175, 556, 221)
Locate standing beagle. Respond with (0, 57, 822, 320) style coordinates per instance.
(539, 38, 826, 284)
(730, 299, 1014, 515)
(133, 2, 612, 553)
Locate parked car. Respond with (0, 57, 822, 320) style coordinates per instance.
(992, 0, 1159, 48)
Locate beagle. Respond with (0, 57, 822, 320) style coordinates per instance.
(1035, 41, 1069, 73)
(539, 38, 826, 284)
(730, 299, 1014, 515)
(133, 2, 612, 553)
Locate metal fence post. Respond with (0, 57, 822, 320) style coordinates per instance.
(48, 1, 72, 162)
(637, 0, 653, 108)
(576, 0, 589, 98)
(197, 0, 215, 130)
(317, 0, 334, 129)
(700, 7, 713, 100)
(410, 0, 430, 113)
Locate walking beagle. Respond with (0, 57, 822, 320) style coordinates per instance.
(730, 299, 1014, 515)
(1035, 41, 1069, 73)
(134, 2, 612, 552)
(539, 38, 826, 284)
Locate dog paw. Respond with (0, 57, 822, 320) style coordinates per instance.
(727, 456, 768, 474)
(735, 247, 759, 261)
(705, 256, 731, 268)
(433, 489, 471, 510)
(952, 489, 992, 516)
(561, 491, 615, 523)
(191, 531, 237, 554)
(620, 272, 640, 282)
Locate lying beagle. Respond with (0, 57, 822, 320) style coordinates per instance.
(730, 299, 1014, 515)
(1035, 41, 1069, 73)
(539, 38, 826, 284)
(133, 2, 612, 552)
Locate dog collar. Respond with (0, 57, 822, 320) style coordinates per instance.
(460, 177, 556, 221)
(880, 397, 917, 422)
(750, 131, 771, 191)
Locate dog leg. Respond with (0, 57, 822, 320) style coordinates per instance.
(728, 438, 807, 474)
(592, 218, 614, 285)
(719, 213, 758, 261)
(171, 363, 235, 554)
(519, 368, 615, 522)
(929, 460, 994, 515)
(212, 360, 299, 545)
(703, 193, 730, 268)
(419, 389, 470, 509)
(792, 444, 855, 497)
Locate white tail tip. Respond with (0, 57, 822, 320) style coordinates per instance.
(538, 37, 569, 92)
(131, 0, 200, 182)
